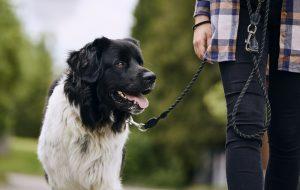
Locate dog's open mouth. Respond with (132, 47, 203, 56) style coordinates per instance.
(117, 91, 149, 109)
(110, 91, 149, 113)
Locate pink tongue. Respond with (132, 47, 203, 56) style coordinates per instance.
(124, 94, 149, 109)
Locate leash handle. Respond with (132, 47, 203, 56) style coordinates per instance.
(231, 0, 271, 140)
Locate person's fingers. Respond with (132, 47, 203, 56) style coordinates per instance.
(198, 35, 207, 59)
(193, 43, 202, 59)
(194, 40, 205, 59)
(206, 31, 212, 48)
(193, 37, 201, 59)
(198, 44, 206, 59)
(193, 24, 212, 60)
(193, 37, 206, 59)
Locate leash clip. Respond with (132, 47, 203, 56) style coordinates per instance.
(127, 117, 148, 132)
(245, 24, 259, 53)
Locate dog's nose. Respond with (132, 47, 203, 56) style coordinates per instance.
(142, 71, 156, 84)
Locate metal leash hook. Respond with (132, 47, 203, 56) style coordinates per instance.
(245, 12, 261, 53)
(245, 24, 258, 52)
(126, 116, 148, 132)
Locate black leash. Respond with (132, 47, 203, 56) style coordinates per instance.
(127, 61, 206, 132)
(129, 0, 271, 140)
(143, 61, 206, 129)
(231, 0, 271, 139)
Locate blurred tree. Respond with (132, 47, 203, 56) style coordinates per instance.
(13, 39, 52, 137)
(124, 0, 227, 187)
(0, 0, 22, 153)
(0, 0, 52, 143)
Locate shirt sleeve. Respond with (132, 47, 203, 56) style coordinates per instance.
(193, 0, 210, 18)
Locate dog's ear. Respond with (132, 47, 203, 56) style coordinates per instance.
(92, 37, 111, 49)
(124, 38, 140, 47)
(67, 51, 79, 71)
(67, 37, 111, 83)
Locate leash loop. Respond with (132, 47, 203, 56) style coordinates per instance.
(232, 0, 271, 140)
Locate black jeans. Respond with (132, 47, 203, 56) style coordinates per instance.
(220, 62, 300, 190)
(265, 0, 300, 188)
(219, 0, 300, 190)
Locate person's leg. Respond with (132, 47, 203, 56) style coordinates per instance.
(264, 0, 300, 188)
(265, 69, 300, 190)
(219, 0, 269, 189)
(265, 12, 300, 187)
(219, 61, 265, 190)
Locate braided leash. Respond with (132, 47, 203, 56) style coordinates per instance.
(129, 0, 271, 140)
(142, 61, 206, 129)
(231, 0, 271, 139)
(127, 61, 206, 130)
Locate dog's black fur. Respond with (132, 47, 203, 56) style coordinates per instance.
(63, 37, 155, 132)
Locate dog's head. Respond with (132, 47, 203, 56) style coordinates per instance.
(65, 37, 156, 131)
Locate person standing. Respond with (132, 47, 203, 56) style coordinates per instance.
(193, 0, 300, 190)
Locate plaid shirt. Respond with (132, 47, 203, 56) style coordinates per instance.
(194, 0, 300, 73)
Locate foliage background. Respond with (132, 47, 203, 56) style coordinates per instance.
(0, 0, 52, 142)
(123, 0, 226, 187)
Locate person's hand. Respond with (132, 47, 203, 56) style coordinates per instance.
(193, 15, 212, 60)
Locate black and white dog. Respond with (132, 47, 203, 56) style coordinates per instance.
(38, 37, 156, 190)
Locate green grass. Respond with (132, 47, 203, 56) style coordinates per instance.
(0, 137, 43, 176)
(0, 172, 6, 183)
(0, 137, 227, 189)
(186, 185, 226, 190)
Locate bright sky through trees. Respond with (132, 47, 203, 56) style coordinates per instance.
(12, 0, 138, 68)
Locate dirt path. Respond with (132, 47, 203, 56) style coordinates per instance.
(0, 173, 167, 190)
(0, 173, 49, 190)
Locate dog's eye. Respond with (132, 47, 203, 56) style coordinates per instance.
(115, 62, 125, 69)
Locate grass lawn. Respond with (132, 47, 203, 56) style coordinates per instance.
(186, 185, 226, 190)
(0, 137, 43, 176)
(0, 137, 227, 190)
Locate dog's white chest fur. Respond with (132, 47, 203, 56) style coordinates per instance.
(38, 78, 129, 190)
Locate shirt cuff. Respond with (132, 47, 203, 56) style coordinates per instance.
(193, 0, 210, 18)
